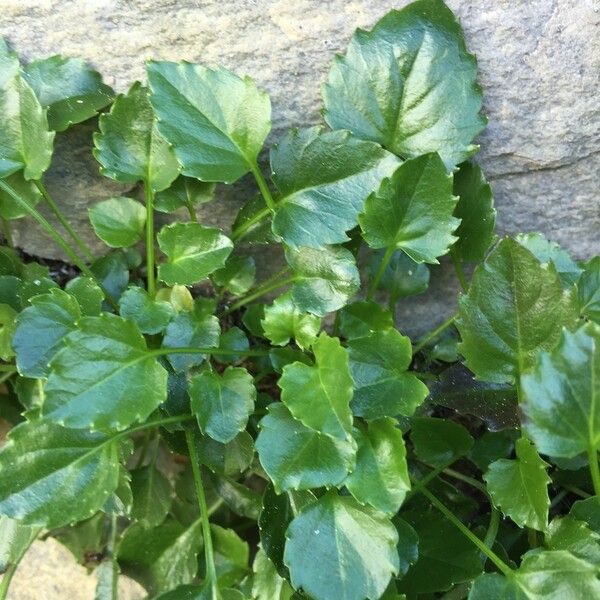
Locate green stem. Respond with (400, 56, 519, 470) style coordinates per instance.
(450, 248, 469, 292)
(562, 484, 591, 499)
(527, 528, 538, 549)
(185, 199, 198, 223)
(443, 467, 487, 493)
(34, 180, 94, 262)
(0, 364, 16, 372)
(1, 218, 13, 248)
(0, 526, 41, 600)
(144, 182, 156, 298)
(406, 465, 447, 501)
(420, 487, 513, 576)
(150, 346, 270, 359)
(483, 507, 501, 551)
(223, 275, 297, 315)
(588, 445, 600, 500)
(230, 206, 271, 243)
(0, 371, 14, 386)
(107, 513, 119, 600)
(413, 313, 457, 355)
(185, 430, 219, 600)
(251, 165, 276, 212)
(367, 245, 395, 301)
(0, 180, 118, 310)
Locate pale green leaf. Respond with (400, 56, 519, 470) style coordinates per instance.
(154, 175, 215, 213)
(545, 516, 600, 567)
(0, 170, 42, 219)
(410, 416, 474, 467)
(89, 197, 146, 248)
(131, 465, 173, 528)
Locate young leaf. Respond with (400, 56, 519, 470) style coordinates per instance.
(91, 249, 132, 302)
(211, 255, 256, 297)
(521, 323, 600, 458)
(484, 437, 550, 531)
(190, 367, 256, 444)
(359, 154, 460, 264)
(261, 292, 321, 350)
(196, 431, 255, 478)
(279, 332, 353, 440)
(456, 237, 579, 383)
(284, 491, 399, 600)
(338, 300, 395, 340)
(452, 161, 496, 263)
(285, 245, 360, 316)
(213, 326, 250, 364)
(256, 403, 356, 493)
(130, 465, 173, 529)
(208, 472, 261, 520)
(410, 417, 474, 467)
(323, 0, 484, 168)
(43, 314, 168, 431)
(211, 524, 249, 587)
(93, 81, 179, 192)
(270, 127, 398, 248)
(157, 222, 233, 286)
(65, 277, 104, 316)
(0, 420, 120, 528)
(22, 55, 114, 132)
(367, 249, 430, 300)
(578, 256, 600, 323)
(12, 288, 81, 378)
(545, 516, 600, 567)
(0, 516, 38, 572)
(154, 175, 215, 213)
(0, 171, 42, 219)
(89, 197, 146, 248)
(147, 61, 271, 183)
(119, 286, 175, 335)
(469, 551, 600, 599)
(348, 329, 429, 419)
(0, 39, 54, 179)
(345, 418, 410, 515)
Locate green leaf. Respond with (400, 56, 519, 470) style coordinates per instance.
(89, 196, 146, 248)
(571, 497, 600, 535)
(52, 512, 106, 566)
(484, 437, 550, 531)
(0, 516, 37, 572)
(147, 61, 271, 183)
(130, 465, 173, 528)
(359, 153, 459, 264)
(348, 329, 428, 419)
(252, 548, 293, 600)
(323, 0, 485, 169)
(43, 314, 168, 431)
(284, 491, 399, 600)
(13, 288, 81, 378)
(410, 416, 474, 467)
(0, 170, 42, 219)
(271, 127, 398, 248)
(196, 430, 254, 477)
(154, 175, 215, 213)
(22, 55, 114, 132)
(213, 327, 249, 364)
(0, 303, 16, 361)
(0, 40, 54, 179)
(211, 255, 256, 297)
(256, 403, 356, 493)
(119, 286, 175, 335)
(262, 292, 321, 350)
(158, 222, 233, 286)
(516, 232, 582, 288)
(452, 161, 496, 263)
(399, 506, 483, 595)
(469, 551, 600, 599)
(190, 367, 256, 443)
(345, 418, 410, 515)
(545, 516, 600, 567)
(65, 277, 104, 316)
(118, 518, 203, 595)
(521, 323, 600, 458)
(162, 307, 220, 372)
(367, 249, 429, 300)
(232, 195, 276, 245)
(91, 250, 132, 302)
(428, 364, 519, 432)
(279, 333, 353, 440)
(0, 420, 120, 528)
(338, 300, 394, 340)
(207, 472, 261, 520)
(578, 257, 600, 323)
(93, 81, 179, 191)
(212, 524, 249, 587)
(393, 518, 419, 578)
(285, 245, 360, 316)
(456, 237, 579, 383)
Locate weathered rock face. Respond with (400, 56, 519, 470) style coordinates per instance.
(1, 0, 599, 328)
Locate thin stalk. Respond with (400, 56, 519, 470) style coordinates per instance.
(107, 513, 119, 600)
(0, 371, 14, 386)
(443, 467, 487, 493)
(185, 430, 219, 600)
(0, 364, 16, 372)
(34, 180, 94, 261)
(135, 428, 154, 469)
(527, 528, 539, 549)
(367, 245, 395, 300)
(251, 165, 276, 212)
(483, 507, 501, 551)
(230, 206, 271, 243)
(144, 183, 156, 298)
(450, 248, 469, 292)
(0, 180, 118, 310)
(562, 484, 591, 499)
(0, 526, 41, 600)
(150, 346, 270, 359)
(413, 313, 457, 355)
(185, 199, 197, 223)
(2, 218, 13, 248)
(588, 445, 600, 500)
(223, 275, 297, 315)
(420, 486, 513, 576)
(406, 465, 447, 500)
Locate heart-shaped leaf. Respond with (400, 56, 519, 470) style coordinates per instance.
(89, 197, 146, 248)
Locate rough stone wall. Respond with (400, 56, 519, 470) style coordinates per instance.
(1, 0, 599, 328)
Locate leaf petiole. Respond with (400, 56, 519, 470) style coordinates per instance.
(450, 247, 469, 292)
(223, 273, 297, 315)
(251, 164, 276, 212)
(367, 244, 395, 301)
(413, 313, 457, 355)
(230, 205, 271, 243)
(144, 182, 156, 298)
(587, 444, 600, 500)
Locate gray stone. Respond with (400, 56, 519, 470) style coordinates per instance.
(1, 0, 599, 335)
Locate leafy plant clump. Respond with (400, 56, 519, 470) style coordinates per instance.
(0, 0, 599, 598)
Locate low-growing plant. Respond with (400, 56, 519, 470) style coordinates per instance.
(0, 0, 599, 598)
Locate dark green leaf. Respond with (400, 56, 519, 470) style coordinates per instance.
(360, 154, 459, 264)
(131, 465, 173, 528)
(367, 249, 429, 300)
(23, 55, 113, 132)
(212, 524, 249, 587)
(207, 472, 261, 520)
(154, 175, 215, 213)
(119, 286, 174, 334)
(337, 300, 394, 340)
(393, 517, 419, 578)
(468, 430, 517, 472)
(545, 516, 600, 567)
(571, 497, 600, 535)
(410, 416, 474, 467)
(89, 197, 146, 248)
(196, 430, 254, 477)
(578, 257, 600, 323)
(148, 61, 271, 183)
(211, 255, 256, 297)
(65, 277, 104, 316)
(91, 250, 131, 302)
